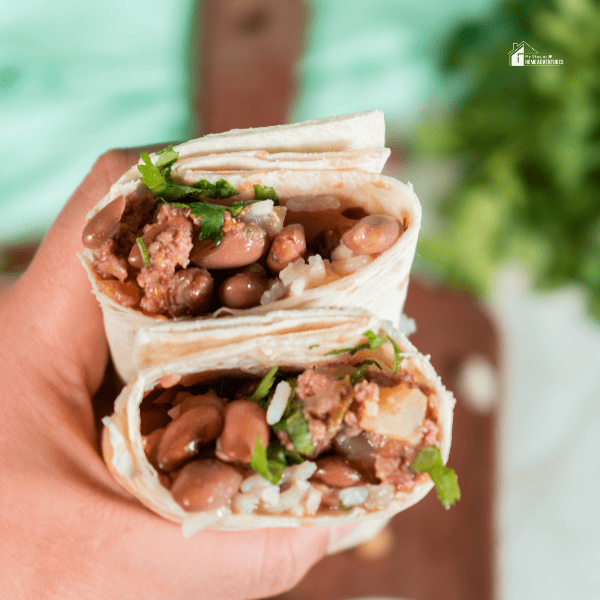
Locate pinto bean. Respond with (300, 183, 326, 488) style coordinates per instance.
(156, 404, 224, 472)
(166, 268, 214, 317)
(82, 196, 125, 249)
(215, 400, 269, 464)
(170, 459, 243, 512)
(142, 427, 165, 469)
(189, 225, 268, 270)
(311, 456, 364, 488)
(341, 215, 401, 255)
(218, 271, 268, 309)
(311, 225, 350, 260)
(179, 390, 225, 414)
(266, 224, 306, 273)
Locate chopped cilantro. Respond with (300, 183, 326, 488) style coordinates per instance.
(253, 184, 279, 203)
(308, 344, 320, 349)
(339, 502, 352, 511)
(409, 445, 461, 509)
(249, 435, 286, 484)
(350, 359, 382, 385)
(135, 237, 151, 268)
(247, 367, 279, 408)
(137, 146, 250, 245)
(326, 330, 403, 374)
(188, 202, 229, 245)
(192, 178, 240, 200)
(155, 145, 178, 169)
(138, 151, 199, 201)
(269, 376, 313, 456)
(273, 408, 313, 456)
(215, 179, 240, 199)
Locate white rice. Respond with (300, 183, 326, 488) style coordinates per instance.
(364, 484, 395, 510)
(231, 462, 394, 518)
(339, 486, 369, 507)
(241, 202, 287, 237)
(281, 461, 317, 481)
(329, 253, 373, 276)
(280, 255, 328, 297)
(260, 279, 286, 305)
(266, 381, 291, 425)
(330, 242, 354, 262)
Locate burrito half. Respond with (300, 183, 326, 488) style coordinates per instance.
(80, 112, 420, 381)
(101, 309, 458, 540)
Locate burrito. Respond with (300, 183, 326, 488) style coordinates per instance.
(79, 112, 421, 381)
(101, 309, 459, 542)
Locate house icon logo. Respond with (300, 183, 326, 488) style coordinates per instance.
(508, 41, 563, 66)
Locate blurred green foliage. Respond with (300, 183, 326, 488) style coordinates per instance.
(415, 0, 600, 318)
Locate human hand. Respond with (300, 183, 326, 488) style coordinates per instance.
(0, 148, 330, 600)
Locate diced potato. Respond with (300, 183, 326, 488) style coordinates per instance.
(360, 383, 427, 444)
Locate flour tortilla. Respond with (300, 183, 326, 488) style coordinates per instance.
(101, 309, 455, 548)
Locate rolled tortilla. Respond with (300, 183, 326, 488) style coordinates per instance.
(80, 113, 421, 382)
(101, 309, 456, 546)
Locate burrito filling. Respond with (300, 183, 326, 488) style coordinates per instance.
(83, 146, 404, 317)
(138, 333, 459, 516)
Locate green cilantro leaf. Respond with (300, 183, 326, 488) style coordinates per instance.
(138, 151, 168, 194)
(409, 445, 461, 509)
(215, 179, 240, 199)
(192, 178, 239, 200)
(273, 409, 313, 456)
(187, 202, 229, 245)
(247, 367, 279, 408)
(135, 237, 151, 268)
(253, 184, 279, 203)
(250, 435, 286, 484)
(350, 359, 382, 385)
(325, 330, 403, 374)
(155, 145, 179, 169)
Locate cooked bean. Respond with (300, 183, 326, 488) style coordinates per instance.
(128, 217, 193, 269)
(142, 427, 165, 469)
(218, 271, 268, 309)
(311, 456, 364, 488)
(156, 404, 224, 472)
(311, 225, 350, 260)
(170, 459, 243, 512)
(341, 215, 401, 255)
(266, 224, 306, 273)
(166, 268, 214, 318)
(216, 400, 269, 464)
(82, 196, 125, 250)
(179, 390, 225, 414)
(159, 374, 182, 389)
(190, 224, 268, 270)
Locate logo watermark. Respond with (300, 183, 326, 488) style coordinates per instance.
(508, 41, 563, 66)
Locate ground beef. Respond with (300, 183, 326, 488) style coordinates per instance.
(93, 239, 129, 281)
(296, 367, 352, 419)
